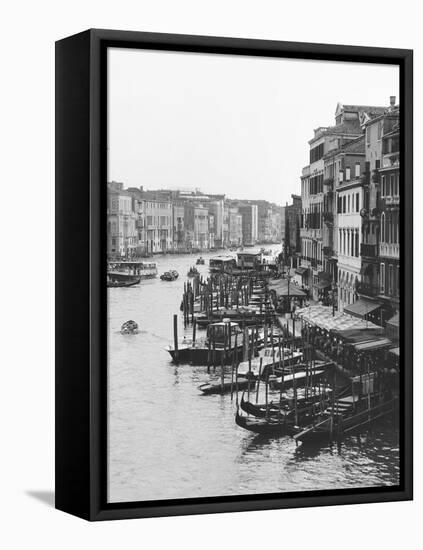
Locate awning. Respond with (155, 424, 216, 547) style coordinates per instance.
(385, 312, 399, 340)
(295, 267, 308, 275)
(386, 312, 400, 328)
(352, 338, 392, 352)
(268, 280, 306, 297)
(318, 271, 331, 281)
(344, 299, 381, 319)
(314, 281, 331, 290)
(389, 347, 400, 357)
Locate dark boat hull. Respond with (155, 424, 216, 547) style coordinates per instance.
(107, 277, 141, 288)
(198, 378, 255, 395)
(167, 345, 244, 365)
(235, 410, 293, 435)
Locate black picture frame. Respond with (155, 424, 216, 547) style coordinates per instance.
(55, 28, 413, 521)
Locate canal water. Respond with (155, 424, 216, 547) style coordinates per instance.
(107, 246, 400, 503)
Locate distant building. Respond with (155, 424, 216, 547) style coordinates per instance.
(284, 194, 302, 274)
(172, 203, 185, 252)
(138, 199, 173, 254)
(107, 183, 138, 257)
(208, 199, 225, 248)
(228, 207, 243, 246)
(184, 203, 210, 250)
(238, 204, 258, 246)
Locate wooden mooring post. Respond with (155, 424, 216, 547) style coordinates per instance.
(173, 314, 179, 363)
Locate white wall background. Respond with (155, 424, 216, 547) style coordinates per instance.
(0, 1, 420, 548)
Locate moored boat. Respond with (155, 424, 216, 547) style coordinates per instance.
(198, 378, 255, 395)
(108, 260, 157, 280)
(107, 272, 141, 287)
(167, 319, 245, 364)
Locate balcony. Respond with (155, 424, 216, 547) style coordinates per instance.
(356, 282, 379, 298)
(360, 243, 378, 258)
(379, 242, 399, 259)
(382, 153, 400, 168)
(385, 196, 400, 206)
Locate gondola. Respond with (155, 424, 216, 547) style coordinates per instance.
(198, 378, 255, 395)
(235, 408, 294, 436)
(107, 274, 141, 287)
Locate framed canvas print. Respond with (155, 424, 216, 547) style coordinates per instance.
(55, 29, 413, 521)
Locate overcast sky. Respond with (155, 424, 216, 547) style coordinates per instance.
(108, 48, 399, 205)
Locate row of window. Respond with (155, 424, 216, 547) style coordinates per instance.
(143, 216, 172, 227)
(337, 192, 360, 214)
(381, 172, 399, 198)
(380, 211, 400, 244)
(309, 174, 324, 195)
(310, 143, 324, 164)
(339, 228, 360, 257)
(339, 163, 361, 182)
(301, 239, 323, 263)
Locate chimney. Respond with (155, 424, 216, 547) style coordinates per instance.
(390, 96, 396, 108)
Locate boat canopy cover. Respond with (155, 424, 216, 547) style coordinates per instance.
(352, 338, 392, 352)
(333, 327, 385, 342)
(344, 298, 381, 319)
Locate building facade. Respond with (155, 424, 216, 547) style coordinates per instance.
(355, 98, 400, 326)
(184, 203, 210, 250)
(138, 199, 173, 254)
(238, 204, 258, 246)
(107, 182, 138, 257)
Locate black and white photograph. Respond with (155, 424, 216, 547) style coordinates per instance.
(106, 48, 402, 504)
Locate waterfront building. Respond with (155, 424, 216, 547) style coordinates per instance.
(107, 182, 138, 258)
(336, 164, 364, 312)
(300, 103, 387, 301)
(285, 194, 302, 277)
(324, 136, 366, 309)
(228, 207, 243, 246)
(238, 203, 258, 246)
(172, 203, 185, 252)
(208, 198, 225, 248)
(257, 201, 273, 243)
(138, 199, 173, 254)
(355, 97, 400, 326)
(184, 203, 210, 250)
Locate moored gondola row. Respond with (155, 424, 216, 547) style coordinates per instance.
(165, 256, 399, 447)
